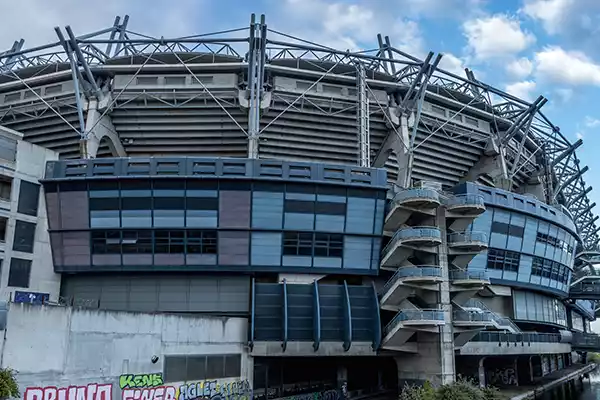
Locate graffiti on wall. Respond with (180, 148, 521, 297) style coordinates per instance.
(120, 374, 165, 389)
(24, 384, 113, 400)
(24, 375, 251, 400)
(487, 367, 517, 386)
(176, 379, 252, 400)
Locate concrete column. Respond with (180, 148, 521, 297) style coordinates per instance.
(478, 357, 486, 388)
(437, 206, 455, 385)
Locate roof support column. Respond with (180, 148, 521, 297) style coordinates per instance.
(357, 62, 370, 167)
(82, 95, 126, 159)
(246, 14, 268, 159)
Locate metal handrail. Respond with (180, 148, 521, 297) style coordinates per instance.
(379, 266, 442, 295)
(393, 188, 440, 204)
(447, 231, 488, 244)
(446, 194, 485, 208)
(453, 310, 494, 322)
(382, 226, 441, 255)
(573, 333, 600, 348)
(383, 309, 444, 336)
(465, 299, 522, 333)
(450, 270, 489, 281)
(472, 332, 561, 343)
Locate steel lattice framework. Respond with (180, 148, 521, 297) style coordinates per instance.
(0, 14, 598, 260)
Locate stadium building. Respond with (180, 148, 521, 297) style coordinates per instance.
(1, 13, 600, 399)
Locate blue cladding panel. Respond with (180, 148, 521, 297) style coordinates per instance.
(186, 210, 218, 228)
(374, 199, 385, 234)
(282, 256, 313, 267)
(346, 198, 376, 234)
(251, 232, 283, 266)
(284, 213, 315, 230)
(252, 192, 283, 229)
(343, 236, 373, 270)
(154, 210, 184, 227)
(315, 214, 345, 232)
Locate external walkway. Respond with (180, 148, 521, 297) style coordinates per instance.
(502, 363, 597, 400)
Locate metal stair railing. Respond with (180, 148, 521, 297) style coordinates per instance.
(464, 299, 521, 333)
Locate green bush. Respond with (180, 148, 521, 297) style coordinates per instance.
(0, 368, 19, 399)
(399, 379, 507, 400)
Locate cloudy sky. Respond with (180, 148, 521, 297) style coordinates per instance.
(2, 0, 600, 204)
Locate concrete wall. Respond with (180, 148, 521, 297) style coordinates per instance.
(1, 304, 252, 400)
(0, 137, 60, 301)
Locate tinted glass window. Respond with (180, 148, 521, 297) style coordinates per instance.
(13, 220, 36, 253)
(17, 180, 40, 216)
(8, 258, 31, 288)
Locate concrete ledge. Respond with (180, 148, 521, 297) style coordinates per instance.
(250, 341, 376, 356)
(459, 341, 571, 356)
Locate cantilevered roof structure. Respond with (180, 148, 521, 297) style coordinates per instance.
(0, 14, 597, 259)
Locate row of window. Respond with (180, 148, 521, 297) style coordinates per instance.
(531, 256, 571, 284)
(491, 221, 524, 238)
(93, 230, 217, 255)
(91, 197, 349, 216)
(92, 230, 346, 259)
(537, 232, 574, 255)
(486, 248, 571, 285)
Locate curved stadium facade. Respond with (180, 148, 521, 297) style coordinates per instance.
(1, 13, 600, 397)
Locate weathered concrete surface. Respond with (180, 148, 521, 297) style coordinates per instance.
(1, 304, 251, 397)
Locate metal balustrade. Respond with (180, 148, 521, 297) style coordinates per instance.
(570, 281, 600, 298)
(450, 270, 489, 281)
(383, 309, 444, 337)
(472, 332, 561, 343)
(447, 231, 488, 245)
(572, 332, 600, 349)
(446, 194, 485, 208)
(382, 226, 442, 255)
(392, 188, 440, 205)
(453, 310, 494, 323)
(379, 266, 442, 296)
(465, 299, 522, 333)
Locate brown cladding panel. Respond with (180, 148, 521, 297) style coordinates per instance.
(62, 231, 90, 266)
(59, 191, 89, 230)
(45, 193, 61, 230)
(219, 191, 250, 228)
(218, 231, 249, 266)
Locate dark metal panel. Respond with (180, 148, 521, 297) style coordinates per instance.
(61, 274, 250, 314)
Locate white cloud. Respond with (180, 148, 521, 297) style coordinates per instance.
(438, 53, 467, 77)
(534, 46, 600, 85)
(576, 132, 584, 140)
(0, 0, 203, 50)
(463, 14, 536, 60)
(506, 57, 533, 79)
(521, 0, 573, 34)
(505, 80, 537, 101)
(278, 0, 425, 56)
(585, 116, 600, 128)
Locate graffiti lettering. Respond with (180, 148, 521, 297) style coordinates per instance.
(177, 379, 252, 400)
(25, 384, 112, 400)
(487, 368, 517, 386)
(120, 374, 164, 389)
(122, 386, 177, 400)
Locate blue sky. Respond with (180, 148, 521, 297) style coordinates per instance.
(3, 0, 600, 207)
